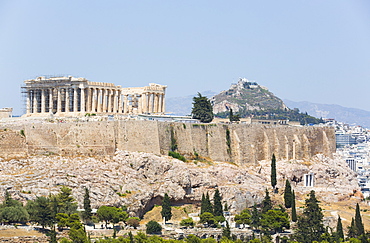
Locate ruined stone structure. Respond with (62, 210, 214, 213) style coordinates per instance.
(0, 108, 12, 118)
(22, 76, 166, 117)
(0, 121, 335, 164)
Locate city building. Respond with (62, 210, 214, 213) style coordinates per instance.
(22, 76, 166, 117)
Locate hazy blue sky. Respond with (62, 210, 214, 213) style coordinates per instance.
(1, 1, 369, 115)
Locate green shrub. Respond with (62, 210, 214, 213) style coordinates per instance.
(180, 218, 195, 227)
(146, 220, 162, 234)
(168, 151, 186, 162)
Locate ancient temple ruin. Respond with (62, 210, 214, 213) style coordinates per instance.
(22, 76, 166, 117)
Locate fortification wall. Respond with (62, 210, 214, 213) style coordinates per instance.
(0, 120, 336, 163)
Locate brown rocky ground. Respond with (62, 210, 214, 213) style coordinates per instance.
(0, 150, 363, 230)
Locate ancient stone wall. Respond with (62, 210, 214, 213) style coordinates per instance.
(0, 120, 335, 163)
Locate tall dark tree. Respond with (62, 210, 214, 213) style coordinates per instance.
(222, 221, 231, 239)
(213, 189, 223, 217)
(294, 190, 324, 243)
(336, 215, 344, 241)
(191, 93, 214, 123)
(161, 193, 172, 222)
(354, 203, 365, 237)
(26, 196, 53, 228)
(229, 109, 240, 122)
(82, 187, 92, 222)
(284, 179, 293, 208)
(250, 204, 260, 229)
(347, 218, 356, 239)
(291, 190, 297, 222)
(204, 192, 213, 214)
(261, 189, 272, 213)
(271, 154, 277, 189)
(224, 202, 229, 212)
(200, 193, 206, 215)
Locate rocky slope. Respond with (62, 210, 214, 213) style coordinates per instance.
(0, 151, 360, 218)
(210, 78, 287, 114)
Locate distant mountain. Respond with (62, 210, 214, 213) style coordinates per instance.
(210, 78, 287, 114)
(166, 90, 217, 116)
(284, 99, 370, 129)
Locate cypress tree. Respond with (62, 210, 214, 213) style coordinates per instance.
(354, 203, 364, 237)
(224, 202, 229, 212)
(161, 193, 172, 222)
(200, 193, 206, 215)
(82, 187, 92, 222)
(261, 189, 272, 213)
(205, 192, 213, 214)
(291, 190, 297, 222)
(222, 221, 231, 239)
(213, 189, 223, 217)
(336, 215, 344, 241)
(284, 179, 293, 208)
(347, 218, 356, 239)
(271, 154, 277, 189)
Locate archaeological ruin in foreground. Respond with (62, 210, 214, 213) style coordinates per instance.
(22, 76, 167, 117)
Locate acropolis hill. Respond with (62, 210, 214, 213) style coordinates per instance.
(0, 76, 363, 232)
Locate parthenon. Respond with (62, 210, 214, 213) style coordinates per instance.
(22, 76, 167, 117)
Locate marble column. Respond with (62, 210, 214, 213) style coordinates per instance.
(103, 89, 108, 112)
(26, 90, 31, 114)
(91, 88, 97, 112)
(73, 88, 78, 112)
(113, 90, 118, 113)
(153, 93, 158, 113)
(65, 88, 70, 112)
(161, 94, 165, 114)
(49, 89, 53, 113)
(57, 88, 62, 113)
(81, 88, 85, 113)
(108, 89, 112, 113)
(118, 91, 123, 113)
(41, 89, 46, 113)
(148, 93, 153, 113)
(123, 95, 128, 113)
(97, 89, 102, 113)
(141, 93, 147, 113)
(137, 94, 142, 114)
(33, 90, 37, 113)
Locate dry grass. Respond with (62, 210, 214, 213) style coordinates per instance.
(0, 228, 44, 237)
(141, 204, 198, 225)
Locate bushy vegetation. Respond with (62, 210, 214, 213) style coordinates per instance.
(168, 151, 186, 162)
(192, 93, 214, 123)
(217, 108, 324, 125)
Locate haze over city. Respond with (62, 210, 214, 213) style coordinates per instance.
(0, 0, 369, 116)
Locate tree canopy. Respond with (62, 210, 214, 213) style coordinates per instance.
(191, 93, 214, 123)
(161, 193, 172, 222)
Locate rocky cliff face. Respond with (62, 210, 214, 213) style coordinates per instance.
(0, 151, 359, 217)
(210, 78, 287, 114)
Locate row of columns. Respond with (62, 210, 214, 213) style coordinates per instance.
(26, 87, 165, 115)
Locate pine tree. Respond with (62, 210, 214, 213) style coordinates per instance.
(336, 215, 344, 241)
(161, 193, 172, 222)
(261, 189, 272, 213)
(250, 204, 260, 229)
(354, 203, 365, 237)
(271, 154, 277, 189)
(213, 189, 223, 217)
(284, 179, 293, 208)
(294, 190, 324, 243)
(191, 93, 214, 123)
(82, 187, 92, 222)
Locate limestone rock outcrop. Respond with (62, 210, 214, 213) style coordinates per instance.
(0, 151, 359, 217)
